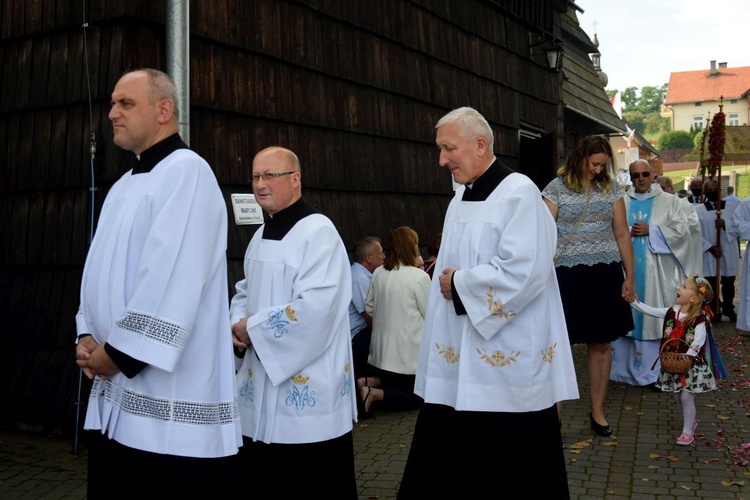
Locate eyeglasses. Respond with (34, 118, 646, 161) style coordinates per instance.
(249, 171, 297, 183)
(630, 172, 651, 179)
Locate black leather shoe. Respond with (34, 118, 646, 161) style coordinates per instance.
(726, 311, 737, 323)
(590, 413, 612, 437)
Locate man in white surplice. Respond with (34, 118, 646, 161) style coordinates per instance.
(398, 107, 578, 499)
(697, 178, 740, 321)
(732, 195, 750, 331)
(75, 69, 242, 498)
(230, 146, 357, 498)
(610, 160, 702, 387)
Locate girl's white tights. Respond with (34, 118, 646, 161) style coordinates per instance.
(674, 391, 697, 434)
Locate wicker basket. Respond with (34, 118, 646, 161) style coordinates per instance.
(659, 338, 693, 374)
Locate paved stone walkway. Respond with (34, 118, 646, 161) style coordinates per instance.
(2, 314, 750, 499)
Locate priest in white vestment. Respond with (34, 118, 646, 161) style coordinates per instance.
(610, 160, 702, 386)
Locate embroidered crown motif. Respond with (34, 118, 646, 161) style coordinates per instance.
(291, 374, 309, 384)
(285, 305, 298, 321)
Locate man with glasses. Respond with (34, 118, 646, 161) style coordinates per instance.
(230, 146, 358, 498)
(611, 160, 702, 387)
(696, 178, 740, 321)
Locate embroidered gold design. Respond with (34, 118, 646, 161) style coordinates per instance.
(344, 363, 350, 373)
(435, 343, 460, 364)
(291, 374, 309, 384)
(476, 347, 519, 367)
(247, 369, 253, 378)
(486, 287, 516, 319)
(541, 343, 557, 363)
(285, 305, 298, 321)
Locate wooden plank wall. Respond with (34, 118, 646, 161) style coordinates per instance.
(0, 0, 561, 432)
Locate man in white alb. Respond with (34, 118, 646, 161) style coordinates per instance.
(75, 69, 242, 498)
(230, 146, 358, 498)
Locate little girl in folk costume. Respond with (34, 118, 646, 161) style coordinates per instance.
(629, 276, 726, 446)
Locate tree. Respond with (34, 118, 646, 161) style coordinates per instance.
(621, 87, 639, 109)
(658, 130, 693, 150)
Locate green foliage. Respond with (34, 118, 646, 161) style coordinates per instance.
(619, 84, 668, 114)
(611, 84, 670, 144)
(658, 130, 693, 150)
(737, 174, 750, 200)
(693, 130, 705, 150)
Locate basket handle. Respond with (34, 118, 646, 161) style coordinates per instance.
(651, 337, 690, 371)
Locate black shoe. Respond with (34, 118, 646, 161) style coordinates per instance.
(590, 413, 612, 437)
(357, 386, 374, 420)
(726, 311, 737, 323)
(646, 382, 661, 392)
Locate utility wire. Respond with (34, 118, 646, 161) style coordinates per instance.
(74, 0, 98, 456)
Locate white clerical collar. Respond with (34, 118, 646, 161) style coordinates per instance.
(633, 187, 653, 201)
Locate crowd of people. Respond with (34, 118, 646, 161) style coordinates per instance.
(76, 69, 739, 498)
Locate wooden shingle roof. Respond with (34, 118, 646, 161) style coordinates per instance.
(560, 8, 626, 133)
(665, 65, 750, 105)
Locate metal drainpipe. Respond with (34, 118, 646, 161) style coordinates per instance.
(166, 0, 190, 145)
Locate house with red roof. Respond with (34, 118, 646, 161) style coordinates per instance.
(663, 60, 750, 132)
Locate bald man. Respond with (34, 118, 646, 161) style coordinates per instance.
(230, 147, 358, 497)
(75, 69, 242, 497)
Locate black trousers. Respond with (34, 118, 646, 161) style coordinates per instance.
(87, 431, 242, 499)
(705, 275, 736, 315)
(398, 403, 569, 499)
(239, 431, 358, 499)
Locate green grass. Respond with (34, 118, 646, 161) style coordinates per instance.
(665, 164, 750, 199)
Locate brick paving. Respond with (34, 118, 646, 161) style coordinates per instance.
(3, 312, 750, 499)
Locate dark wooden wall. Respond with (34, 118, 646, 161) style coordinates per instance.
(0, 0, 563, 433)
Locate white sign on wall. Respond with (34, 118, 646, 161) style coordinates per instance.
(230, 193, 264, 225)
(625, 147, 640, 167)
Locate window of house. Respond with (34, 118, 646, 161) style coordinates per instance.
(730, 99, 738, 104)
(694, 102, 702, 106)
(693, 115, 705, 129)
(728, 113, 740, 126)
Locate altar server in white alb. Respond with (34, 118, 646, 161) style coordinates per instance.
(230, 146, 358, 498)
(398, 107, 579, 499)
(696, 178, 740, 320)
(75, 69, 242, 498)
(732, 195, 750, 331)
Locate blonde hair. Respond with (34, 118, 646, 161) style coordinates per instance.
(683, 276, 714, 324)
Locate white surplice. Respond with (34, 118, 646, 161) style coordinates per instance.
(414, 173, 579, 412)
(696, 201, 740, 277)
(231, 211, 356, 444)
(733, 198, 750, 331)
(76, 149, 242, 458)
